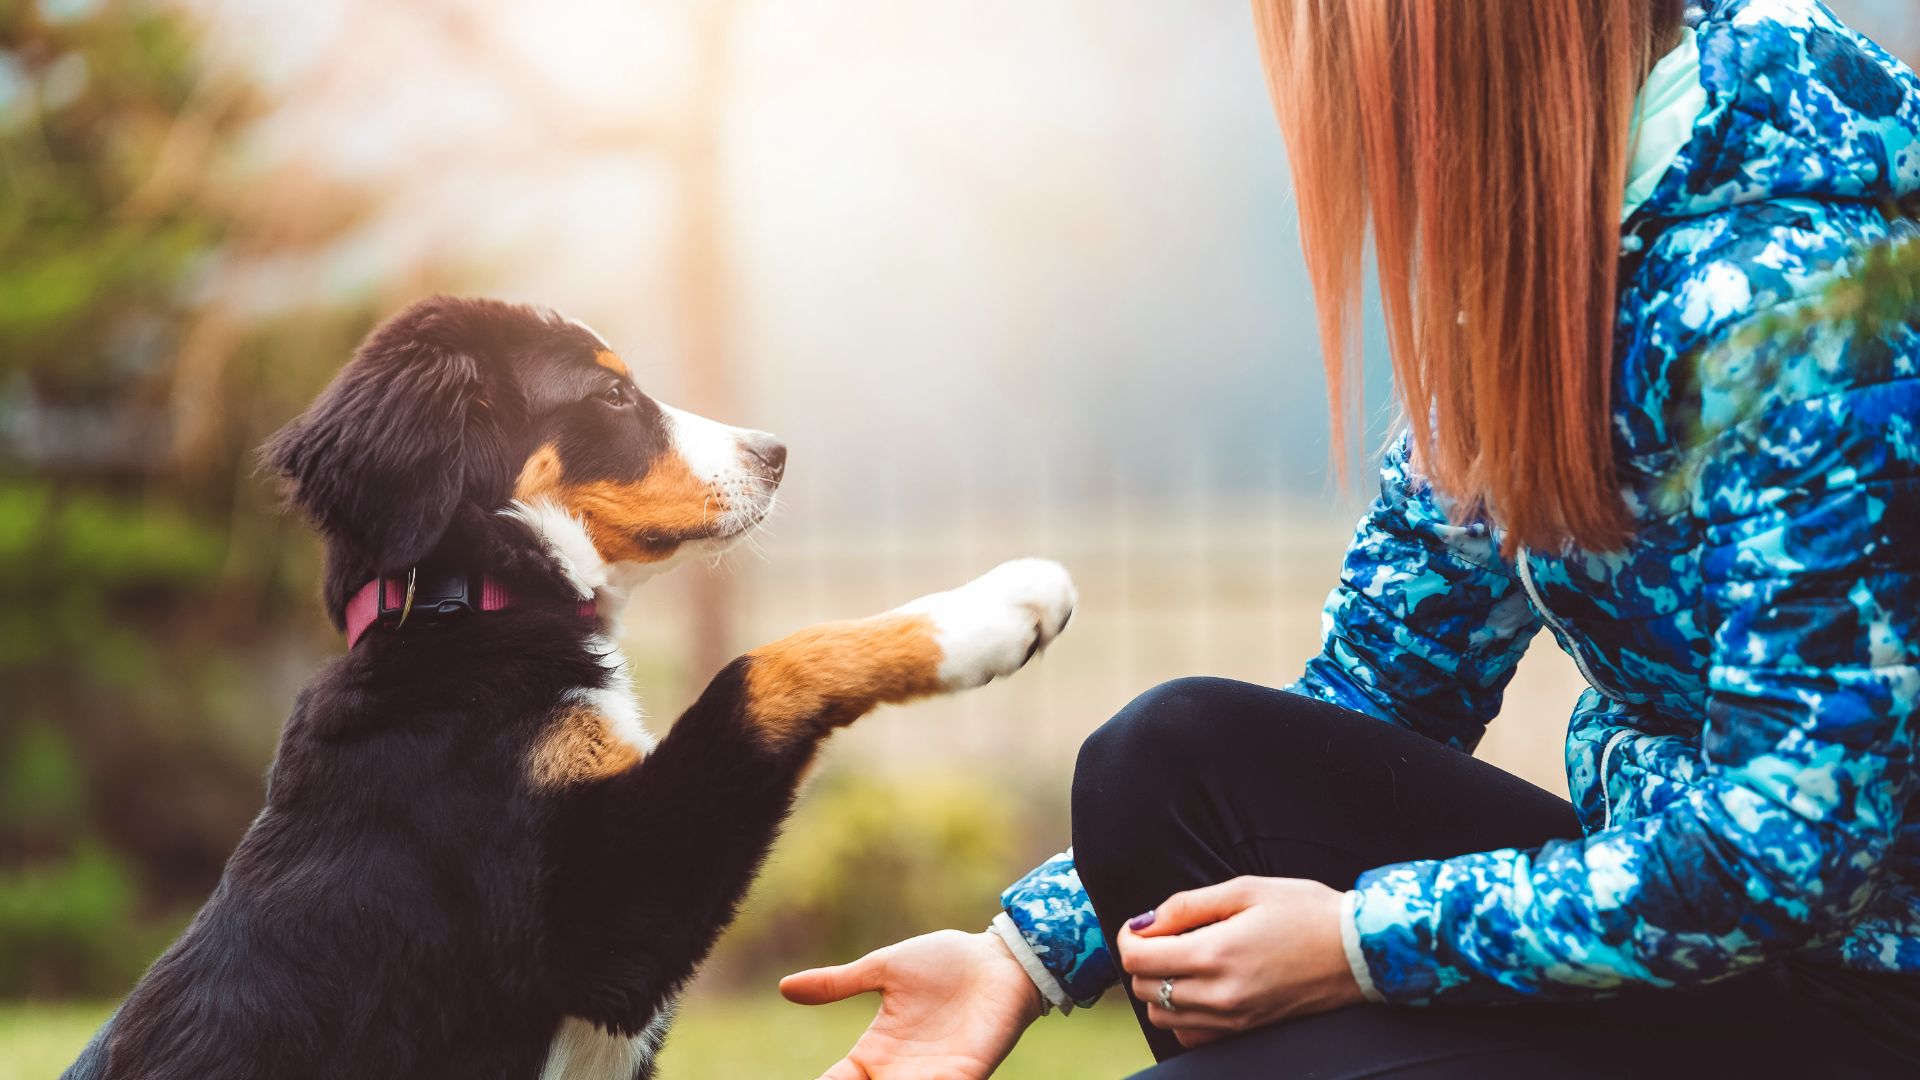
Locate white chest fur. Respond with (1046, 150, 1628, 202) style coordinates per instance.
(508, 498, 668, 1080)
(540, 1010, 671, 1080)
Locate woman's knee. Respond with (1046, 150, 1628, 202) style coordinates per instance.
(1072, 677, 1350, 836)
(1080, 676, 1236, 764)
(1072, 678, 1240, 895)
(1074, 677, 1241, 804)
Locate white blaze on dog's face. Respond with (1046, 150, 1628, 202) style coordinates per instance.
(503, 332, 784, 603)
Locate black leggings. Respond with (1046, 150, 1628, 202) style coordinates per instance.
(1070, 677, 1920, 1079)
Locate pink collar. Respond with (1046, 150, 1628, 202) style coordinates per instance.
(344, 572, 596, 649)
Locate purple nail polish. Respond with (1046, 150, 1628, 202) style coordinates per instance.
(1128, 910, 1157, 931)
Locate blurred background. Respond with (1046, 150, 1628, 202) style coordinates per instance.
(3, 0, 1915, 1075)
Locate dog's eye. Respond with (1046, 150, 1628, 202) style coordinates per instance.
(600, 384, 634, 408)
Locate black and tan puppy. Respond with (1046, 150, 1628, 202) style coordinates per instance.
(64, 297, 1074, 1080)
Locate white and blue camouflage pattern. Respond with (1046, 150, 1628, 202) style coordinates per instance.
(1001, 0, 1920, 1008)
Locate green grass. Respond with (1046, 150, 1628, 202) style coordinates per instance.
(3, 995, 1150, 1079)
(658, 991, 1149, 1078)
(0, 1002, 108, 1080)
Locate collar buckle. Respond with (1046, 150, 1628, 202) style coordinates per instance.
(376, 563, 478, 629)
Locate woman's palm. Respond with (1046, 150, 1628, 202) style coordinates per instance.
(781, 930, 1043, 1080)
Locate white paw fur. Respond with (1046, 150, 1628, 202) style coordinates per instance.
(896, 558, 1076, 690)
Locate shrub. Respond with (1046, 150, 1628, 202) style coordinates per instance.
(712, 770, 1024, 983)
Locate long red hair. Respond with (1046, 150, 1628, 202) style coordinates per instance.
(1254, 0, 1681, 550)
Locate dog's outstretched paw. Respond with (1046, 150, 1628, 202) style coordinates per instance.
(897, 558, 1076, 691)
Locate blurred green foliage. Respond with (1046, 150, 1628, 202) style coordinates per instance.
(720, 771, 1025, 979)
(0, 836, 183, 997)
(0, 2, 216, 394)
(0, 0, 365, 996)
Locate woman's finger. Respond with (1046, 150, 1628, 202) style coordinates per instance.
(1117, 919, 1231, 977)
(1129, 877, 1260, 938)
(779, 951, 885, 1005)
(1143, 1000, 1241, 1032)
(1130, 974, 1233, 1014)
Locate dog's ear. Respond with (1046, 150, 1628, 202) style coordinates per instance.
(265, 296, 512, 573)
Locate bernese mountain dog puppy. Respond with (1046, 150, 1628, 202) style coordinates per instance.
(64, 296, 1075, 1080)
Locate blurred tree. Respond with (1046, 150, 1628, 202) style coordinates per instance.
(0, 0, 371, 995)
(2, 0, 761, 998)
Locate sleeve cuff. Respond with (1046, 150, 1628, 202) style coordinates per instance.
(1340, 889, 1386, 1004)
(990, 911, 1076, 1015)
(999, 849, 1116, 1005)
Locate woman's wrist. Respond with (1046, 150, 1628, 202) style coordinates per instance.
(990, 910, 1067, 1014)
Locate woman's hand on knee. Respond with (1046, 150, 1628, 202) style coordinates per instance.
(780, 929, 1044, 1079)
(1116, 876, 1363, 1047)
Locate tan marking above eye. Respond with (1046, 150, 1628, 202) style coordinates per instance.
(741, 613, 946, 747)
(594, 350, 630, 379)
(527, 703, 644, 789)
(513, 442, 724, 564)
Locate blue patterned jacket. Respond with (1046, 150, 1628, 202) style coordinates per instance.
(1001, 0, 1920, 1008)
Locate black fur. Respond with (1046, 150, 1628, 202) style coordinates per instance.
(69, 298, 816, 1080)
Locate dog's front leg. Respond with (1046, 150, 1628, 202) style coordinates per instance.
(545, 559, 1074, 1038)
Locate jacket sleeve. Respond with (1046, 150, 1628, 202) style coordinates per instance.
(1000, 437, 1545, 1007)
(1290, 433, 1545, 751)
(1347, 322, 1920, 1004)
(999, 849, 1113, 1008)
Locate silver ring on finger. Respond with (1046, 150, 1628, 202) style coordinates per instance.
(1158, 977, 1177, 1011)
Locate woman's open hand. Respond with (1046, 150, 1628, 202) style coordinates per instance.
(780, 929, 1045, 1080)
(1117, 876, 1364, 1048)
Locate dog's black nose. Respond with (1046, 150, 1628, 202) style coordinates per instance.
(742, 432, 786, 480)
